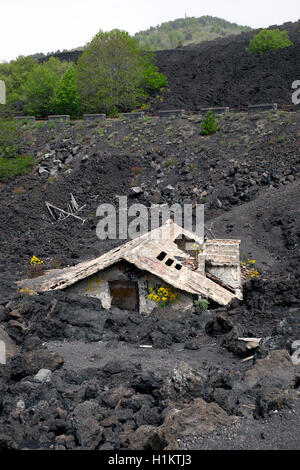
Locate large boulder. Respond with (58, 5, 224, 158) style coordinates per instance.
(159, 362, 207, 404)
(72, 401, 104, 449)
(124, 425, 155, 450)
(9, 349, 64, 380)
(241, 350, 296, 418)
(253, 376, 294, 418)
(147, 398, 238, 450)
(244, 349, 295, 389)
(205, 313, 235, 336)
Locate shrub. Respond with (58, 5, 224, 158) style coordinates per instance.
(249, 29, 293, 54)
(0, 154, 35, 181)
(49, 258, 62, 269)
(0, 118, 21, 158)
(35, 121, 45, 129)
(27, 264, 45, 278)
(140, 57, 168, 94)
(201, 111, 220, 135)
(148, 286, 179, 308)
(194, 298, 210, 310)
(165, 157, 176, 167)
(30, 255, 44, 265)
(131, 165, 142, 174)
(27, 256, 45, 278)
(240, 258, 260, 279)
(18, 287, 35, 296)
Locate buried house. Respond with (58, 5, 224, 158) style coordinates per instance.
(18, 219, 242, 312)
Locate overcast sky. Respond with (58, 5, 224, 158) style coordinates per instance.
(1, 0, 299, 62)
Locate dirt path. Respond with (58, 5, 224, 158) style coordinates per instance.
(46, 335, 243, 375)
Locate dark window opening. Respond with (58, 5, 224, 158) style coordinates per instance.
(165, 258, 174, 266)
(157, 251, 167, 261)
(175, 264, 182, 270)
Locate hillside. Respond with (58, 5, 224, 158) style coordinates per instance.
(153, 20, 300, 109)
(30, 16, 250, 60)
(0, 110, 299, 450)
(37, 20, 300, 109)
(0, 18, 299, 452)
(134, 15, 251, 50)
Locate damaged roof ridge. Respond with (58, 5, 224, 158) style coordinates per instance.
(17, 219, 198, 285)
(17, 218, 242, 306)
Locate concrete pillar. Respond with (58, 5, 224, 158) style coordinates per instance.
(0, 80, 5, 105)
(0, 340, 6, 365)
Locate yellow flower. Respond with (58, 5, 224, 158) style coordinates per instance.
(30, 255, 44, 265)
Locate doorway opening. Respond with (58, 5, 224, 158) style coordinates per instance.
(109, 280, 139, 311)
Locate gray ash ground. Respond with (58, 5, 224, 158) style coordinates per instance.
(179, 399, 300, 450)
(0, 108, 299, 450)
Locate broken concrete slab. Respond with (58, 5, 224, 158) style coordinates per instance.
(48, 115, 70, 122)
(158, 110, 185, 118)
(15, 116, 36, 122)
(83, 114, 106, 121)
(199, 107, 229, 115)
(122, 112, 144, 120)
(248, 103, 278, 113)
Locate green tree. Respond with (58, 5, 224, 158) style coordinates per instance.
(0, 56, 36, 113)
(55, 66, 80, 117)
(249, 29, 293, 54)
(140, 53, 168, 94)
(77, 29, 167, 116)
(22, 58, 69, 117)
(201, 111, 220, 135)
(134, 16, 251, 51)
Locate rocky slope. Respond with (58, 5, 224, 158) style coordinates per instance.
(42, 20, 300, 110)
(154, 20, 300, 110)
(0, 109, 299, 450)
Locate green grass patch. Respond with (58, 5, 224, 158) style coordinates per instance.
(35, 121, 45, 129)
(0, 155, 36, 181)
(0, 119, 21, 158)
